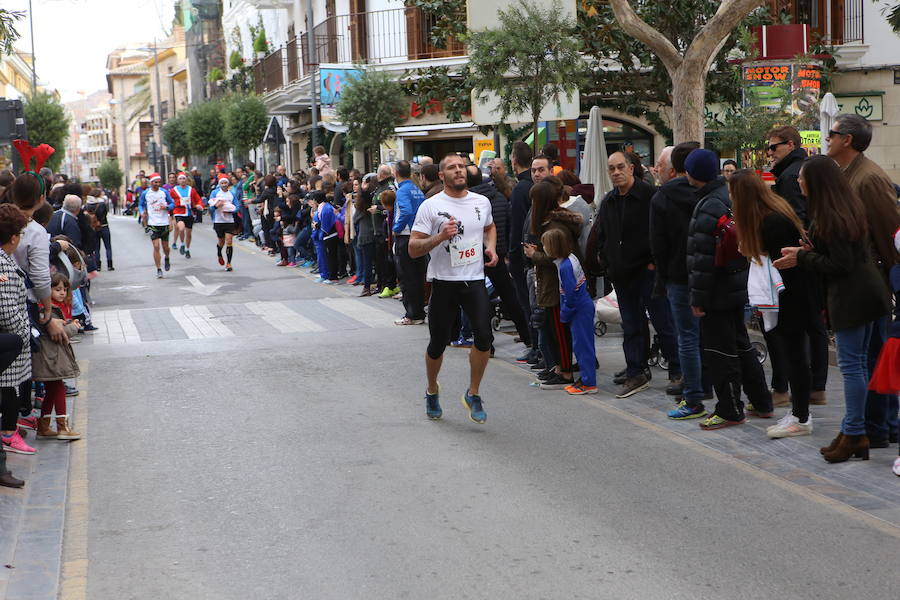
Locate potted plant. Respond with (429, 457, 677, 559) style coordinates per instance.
(229, 50, 244, 70)
(253, 31, 268, 59)
(207, 67, 225, 84)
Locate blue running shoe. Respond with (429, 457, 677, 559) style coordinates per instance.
(461, 391, 486, 424)
(425, 384, 442, 420)
(667, 400, 708, 420)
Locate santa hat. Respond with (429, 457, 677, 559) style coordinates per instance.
(218, 175, 231, 184)
(148, 173, 162, 182)
(177, 172, 188, 179)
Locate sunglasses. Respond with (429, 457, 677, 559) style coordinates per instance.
(767, 141, 789, 152)
(827, 129, 845, 138)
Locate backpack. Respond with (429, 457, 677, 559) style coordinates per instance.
(714, 209, 741, 267)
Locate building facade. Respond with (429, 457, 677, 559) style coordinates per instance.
(106, 49, 152, 188)
(766, 0, 900, 180)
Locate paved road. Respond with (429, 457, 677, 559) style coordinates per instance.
(66, 215, 899, 600)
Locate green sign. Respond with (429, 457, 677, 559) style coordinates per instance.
(835, 94, 883, 121)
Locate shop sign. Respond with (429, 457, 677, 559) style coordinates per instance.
(834, 94, 883, 121)
(474, 139, 494, 162)
(742, 62, 821, 115)
(799, 130, 821, 156)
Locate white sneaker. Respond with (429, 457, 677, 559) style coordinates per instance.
(767, 415, 812, 439)
(766, 412, 795, 433)
(893, 457, 900, 477)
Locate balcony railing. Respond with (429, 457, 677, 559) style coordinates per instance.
(839, 0, 863, 44)
(253, 47, 285, 95)
(252, 7, 466, 95)
(765, 0, 863, 45)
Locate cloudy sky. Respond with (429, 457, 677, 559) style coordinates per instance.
(6, 0, 175, 101)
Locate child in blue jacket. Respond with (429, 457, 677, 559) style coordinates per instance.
(542, 228, 597, 395)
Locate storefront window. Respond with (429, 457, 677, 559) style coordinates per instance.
(577, 117, 655, 168)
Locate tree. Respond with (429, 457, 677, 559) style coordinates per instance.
(467, 0, 586, 149)
(336, 69, 406, 154)
(223, 93, 269, 155)
(0, 8, 24, 55)
(577, 1, 772, 140)
(608, 0, 765, 144)
(23, 92, 69, 172)
(184, 99, 228, 159)
(162, 112, 190, 161)
(888, 4, 900, 34)
(97, 159, 124, 190)
(126, 75, 152, 126)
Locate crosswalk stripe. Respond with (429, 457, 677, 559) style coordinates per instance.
(89, 309, 140, 344)
(169, 305, 234, 339)
(319, 297, 397, 328)
(245, 301, 325, 333)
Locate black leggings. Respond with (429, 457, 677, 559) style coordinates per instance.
(427, 279, 493, 359)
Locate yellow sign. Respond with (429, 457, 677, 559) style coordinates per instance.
(474, 139, 494, 162)
(799, 131, 820, 146)
(799, 130, 821, 156)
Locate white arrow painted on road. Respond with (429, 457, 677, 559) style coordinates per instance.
(180, 275, 224, 296)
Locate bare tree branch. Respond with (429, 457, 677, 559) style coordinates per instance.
(685, 0, 765, 70)
(607, 0, 682, 73)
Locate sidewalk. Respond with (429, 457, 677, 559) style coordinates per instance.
(0, 403, 77, 600)
(493, 326, 900, 530)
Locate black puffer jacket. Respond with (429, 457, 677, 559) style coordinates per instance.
(650, 176, 698, 285)
(471, 181, 509, 257)
(771, 148, 808, 224)
(686, 177, 748, 310)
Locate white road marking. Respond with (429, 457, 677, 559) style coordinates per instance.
(245, 301, 325, 333)
(319, 298, 398, 328)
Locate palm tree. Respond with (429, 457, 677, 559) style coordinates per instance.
(126, 75, 152, 126)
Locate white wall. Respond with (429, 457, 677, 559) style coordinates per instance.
(835, 1, 900, 67)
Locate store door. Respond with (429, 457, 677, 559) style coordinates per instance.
(410, 137, 474, 163)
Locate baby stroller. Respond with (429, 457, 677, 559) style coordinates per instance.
(593, 290, 620, 337)
(486, 277, 509, 332)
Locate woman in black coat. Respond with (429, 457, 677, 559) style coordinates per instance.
(774, 155, 892, 463)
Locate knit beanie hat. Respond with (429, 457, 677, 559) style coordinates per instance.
(684, 149, 719, 183)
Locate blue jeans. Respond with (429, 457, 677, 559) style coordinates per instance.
(241, 204, 252, 237)
(355, 242, 374, 285)
(614, 270, 681, 378)
(667, 283, 704, 405)
(865, 316, 899, 441)
(835, 322, 875, 435)
(294, 226, 312, 262)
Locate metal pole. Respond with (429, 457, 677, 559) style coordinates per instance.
(28, 0, 36, 95)
(152, 40, 165, 174)
(306, 0, 319, 151)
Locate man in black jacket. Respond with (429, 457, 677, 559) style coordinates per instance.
(650, 141, 707, 419)
(596, 152, 679, 399)
(685, 149, 771, 430)
(506, 142, 535, 355)
(468, 165, 531, 347)
(767, 125, 808, 224)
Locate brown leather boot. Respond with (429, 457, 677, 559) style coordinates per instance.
(54, 416, 82, 441)
(823, 434, 869, 463)
(820, 432, 843, 455)
(810, 390, 827, 405)
(37, 416, 57, 438)
(772, 391, 791, 407)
